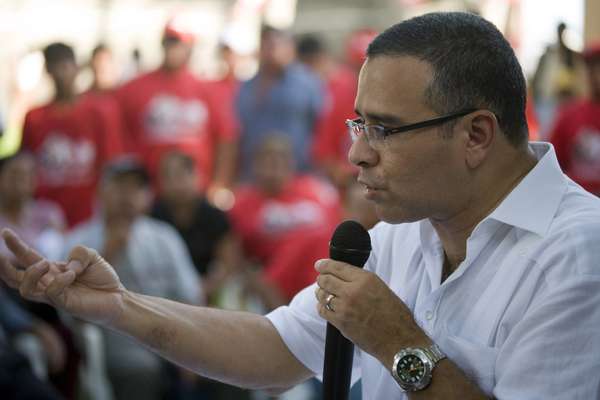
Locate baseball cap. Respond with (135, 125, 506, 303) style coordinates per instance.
(163, 17, 196, 44)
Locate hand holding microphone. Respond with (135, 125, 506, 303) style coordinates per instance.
(316, 221, 429, 398)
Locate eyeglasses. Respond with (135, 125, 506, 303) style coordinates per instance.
(346, 108, 477, 144)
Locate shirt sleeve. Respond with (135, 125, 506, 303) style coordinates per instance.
(265, 283, 362, 383)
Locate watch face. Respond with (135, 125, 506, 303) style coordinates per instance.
(397, 354, 426, 384)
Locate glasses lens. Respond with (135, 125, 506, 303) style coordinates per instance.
(347, 120, 361, 142)
(365, 125, 385, 142)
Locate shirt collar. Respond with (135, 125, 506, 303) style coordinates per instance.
(486, 142, 568, 237)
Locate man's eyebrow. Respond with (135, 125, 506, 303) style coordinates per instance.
(354, 109, 408, 125)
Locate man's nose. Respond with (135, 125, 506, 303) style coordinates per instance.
(348, 135, 379, 168)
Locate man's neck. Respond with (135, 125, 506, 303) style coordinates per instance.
(431, 148, 537, 273)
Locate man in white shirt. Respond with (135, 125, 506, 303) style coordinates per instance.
(1, 11, 599, 399)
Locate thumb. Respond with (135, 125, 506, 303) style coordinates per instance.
(66, 245, 101, 276)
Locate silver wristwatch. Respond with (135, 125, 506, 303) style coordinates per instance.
(391, 343, 446, 392)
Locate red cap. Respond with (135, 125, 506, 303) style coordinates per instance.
(163, 18, 195, 44)
(583, 41, 600, 62)
(346, 28, 378, 66)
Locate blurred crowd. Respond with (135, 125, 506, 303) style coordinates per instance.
(0, 20, 379, 400)
(1, 15, 600, 400)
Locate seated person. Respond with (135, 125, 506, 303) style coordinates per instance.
(0, 152, 65, 260)
(151, 151, 239, 303)
(229, 135, 342, 310)
(63, 156, 202, 400)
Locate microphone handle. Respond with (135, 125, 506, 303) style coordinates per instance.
(322, 245, 370, 399)
(323, 322, 354, 399)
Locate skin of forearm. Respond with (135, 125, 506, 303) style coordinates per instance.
(212, 141, 237, 187)
(409, 360, 490, 400)
(108, 290, 312, 390)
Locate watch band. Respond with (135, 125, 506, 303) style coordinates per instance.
(422, 343, 446, 364)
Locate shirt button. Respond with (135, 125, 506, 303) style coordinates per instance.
(425, 311, 434, 320)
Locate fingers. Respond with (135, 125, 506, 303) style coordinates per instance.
(66, 245, 98, 275)
(315, 259, 360, 281)
(0, 254, 25, 289)
(316, 273, 345, 297)
(20, 260, 50, 301)
(2, 229, 44, 267)
(46, 270, 76, 306)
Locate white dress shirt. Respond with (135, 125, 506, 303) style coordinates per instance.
(267, 142, 600, 399)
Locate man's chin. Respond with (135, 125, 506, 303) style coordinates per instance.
(374, 205, 422, 225)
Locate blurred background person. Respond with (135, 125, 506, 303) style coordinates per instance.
(229, 135, 341, 304)
(303, 29, 377, 191)
(87, 44, 120, 94)
(116, 19, 238, 206)
(151, 150, 250, 399)
(549, 41, 600, 196)
(0, 152, 65, 260)
(21, 42, 124, 228)
(63, 156, 202, 400)
(151, 151, 239, 305)
(236, 25, 324, 180)
(0, 287, 64, 400)
(0, 152, 80, 398)
(532, 22, 587, 137)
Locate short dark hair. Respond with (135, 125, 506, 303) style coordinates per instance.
(297, 34, 325, 61)
(102, 156, 150, 187)
(367, 12, 528, 146)
(160, 151, 196, 174)
(43, 42, 75, 67)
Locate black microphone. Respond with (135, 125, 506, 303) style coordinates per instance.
(322, 220, 372, 400)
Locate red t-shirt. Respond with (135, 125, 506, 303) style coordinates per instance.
(22, 97, 124, 227)
(312, 66, 358, 175)
(116, 68, 237, 186)
(549, 99, 600, 194)
(229, 175, 341, 265)
(263, 227, 330, 301)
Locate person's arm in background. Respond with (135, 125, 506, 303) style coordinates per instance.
(204, 85, 239, 207)
(0, 229, 313, 391)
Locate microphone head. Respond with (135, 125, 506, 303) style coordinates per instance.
(330, 220, 372, 252)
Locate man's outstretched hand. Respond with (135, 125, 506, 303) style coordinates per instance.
(0, 229, 127, 327)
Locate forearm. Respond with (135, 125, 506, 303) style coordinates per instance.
(211, 141, 237, 188)
(409, 359, 489, 400)
(109, 290, 311, 390)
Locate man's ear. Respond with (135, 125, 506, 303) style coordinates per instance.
(463, 111, 497, 169)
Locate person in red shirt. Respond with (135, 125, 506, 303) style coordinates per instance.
(116, 21, 238, 203)
(303, 30, 377, 191)
(229, 135, 341, 305)
(22, 42, 124, 227)
(549, 41, 600, 195)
